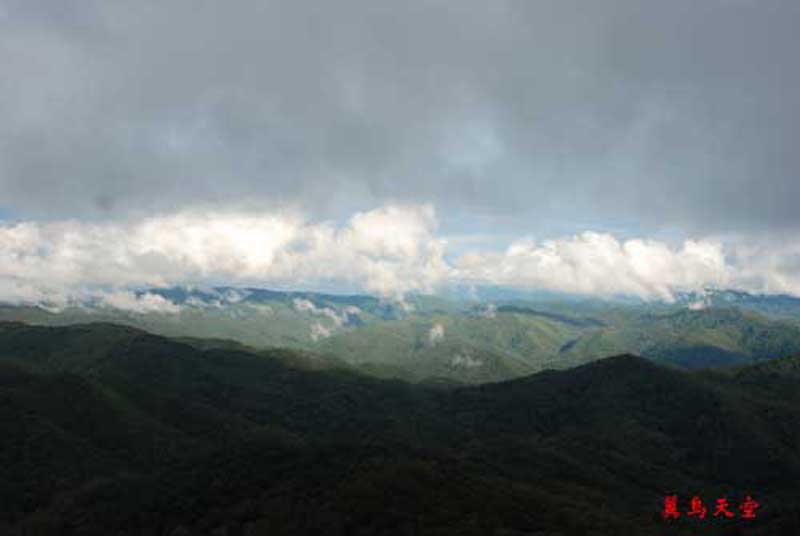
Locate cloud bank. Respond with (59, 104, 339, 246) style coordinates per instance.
(0, 205, 446, 306)
(3, 204, 800, 311)
(455, 233, 729, 301)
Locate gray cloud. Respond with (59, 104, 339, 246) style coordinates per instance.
(1, 0, 798, 239)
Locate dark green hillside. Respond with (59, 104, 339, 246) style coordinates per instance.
(560, 308, 800, 369)
(729, 353, 800, 383)
(447, 354, 800, 490)
(1, 322, 799, 534)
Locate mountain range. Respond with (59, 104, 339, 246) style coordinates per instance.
(1, 320, 799, 534)
(3, 287, 800, 384)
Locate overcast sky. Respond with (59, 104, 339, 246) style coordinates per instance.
(1, 1, 799, 305)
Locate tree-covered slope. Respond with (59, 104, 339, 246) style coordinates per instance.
(317, 311, 584, 383)
(560, 308, 800, 369)
(1, 322, 799, 534)
(5, 289, 800, 383)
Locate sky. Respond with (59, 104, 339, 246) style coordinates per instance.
(1, 0, 800, 306)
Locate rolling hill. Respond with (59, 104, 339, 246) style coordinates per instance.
(559, 307, 800, 369)
(1, 321, 799, 535)
(4, 287, 800, 384)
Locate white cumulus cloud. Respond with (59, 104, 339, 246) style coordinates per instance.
(454, 232, 730, 301)
(0, 204, 448, 305)
(2, 204, 800, 306)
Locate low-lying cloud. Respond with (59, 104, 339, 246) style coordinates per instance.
(97, 290, 183, 315)
(310, 322, 332, 341)
(2, 204, 800, 310)
(293, 298, 357, 329)
(428, 323, 446, 346)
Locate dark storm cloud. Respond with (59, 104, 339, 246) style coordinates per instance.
(1, 0, 798, 235)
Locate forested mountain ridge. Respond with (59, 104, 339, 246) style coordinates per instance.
(4, 287, 800, 385)
(1, 321, 799, 535)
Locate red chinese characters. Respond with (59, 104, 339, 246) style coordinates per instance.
(686, 496, 707, 519)
(713, 497, 735, 518)
(739, 495, 760, 519)
(662, 495, 681, 520)
(661, 494, 759, 521)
